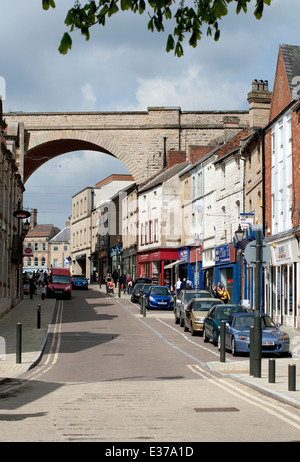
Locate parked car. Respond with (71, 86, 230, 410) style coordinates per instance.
(145, 286, 174, 309)
(174, 289, 214, 327)
(135, 277, 152, 284)
(72, 274, 89, 290)
(139, 283, 155, 303)
(183, 298, 224, 336)
(130, 282, 145, 303)
(222, 312, 290, 356)
(203, 304, 249, 346)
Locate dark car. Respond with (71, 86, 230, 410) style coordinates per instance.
(139, 283, 155, 302)
(72, 274, 89, 290)
(174, 289, 213, 327)
(203, 304, 249, 346)
(135, 277, 152, 284)
(130, 282, 145, 303)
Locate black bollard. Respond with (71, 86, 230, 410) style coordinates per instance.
(16, 323, 22, 364)
(253, 312, 262, 378)
(249, 326, 254, 376)
(288, 364, 296, 391)
(37, 304, 41, 329)
(220, 321, 226, 363)
(268, 358, 276, 383)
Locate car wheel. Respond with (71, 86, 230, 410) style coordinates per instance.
(231, 337, 237, 356)
(191, 324, 197, 336)
(203, 328, 209, 343)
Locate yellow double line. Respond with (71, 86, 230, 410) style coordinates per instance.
(188, 364, 300, 431)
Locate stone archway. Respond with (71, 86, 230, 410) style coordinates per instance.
(4, 108, 249, 184)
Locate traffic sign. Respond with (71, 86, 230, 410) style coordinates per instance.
(244, 239, 271, 267)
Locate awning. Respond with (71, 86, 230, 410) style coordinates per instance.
(164, 259, 188, 269)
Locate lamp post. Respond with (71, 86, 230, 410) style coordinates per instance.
(194, 234, 201, 289)
(234, 224, 245, 304)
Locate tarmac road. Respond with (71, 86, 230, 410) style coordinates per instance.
(0, 285, 300, 442)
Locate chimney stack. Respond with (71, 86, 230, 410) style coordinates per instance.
(247, 79, 272, 128)
(30, 208, 38, 228)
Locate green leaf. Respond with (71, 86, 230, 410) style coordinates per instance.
(166, 34, 174, 52)
(58, 32, 72, 55)
(42, 0, 56, 10)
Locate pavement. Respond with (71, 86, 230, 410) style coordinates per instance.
(1, 284, 300, 411)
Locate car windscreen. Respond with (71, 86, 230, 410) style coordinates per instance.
(50, 275, 70, 284)
(150, 287, 169, 295)
(215, 306, 245, 320)
(233, 315, 275, 328)
(193, 301, 219, 311)
(72, 275, 85, 280)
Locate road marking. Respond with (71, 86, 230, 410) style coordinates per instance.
(188, 364, 300, 430)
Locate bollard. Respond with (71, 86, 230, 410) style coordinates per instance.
(253, 313, 262, 378)
(140, 295, 143, 315)
(37, 304, 41, 329)
(143, 296, 146, 317)
(268, 358, 276, 383)
(16, 323, 22, 364)
(118, 280, 121, 298)
(220, 321, 226, 363)
(288, 364, 296, 391)
(249, 327, 254, 376)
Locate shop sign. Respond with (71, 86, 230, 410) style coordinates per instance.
(215, 245, 230, 265)
(179, 248, 188, 261)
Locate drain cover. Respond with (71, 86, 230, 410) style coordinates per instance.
(194, 407, 239, 413)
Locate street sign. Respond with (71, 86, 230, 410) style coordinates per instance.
(23, 247, 33, 257)
(244, 239, 271, 267)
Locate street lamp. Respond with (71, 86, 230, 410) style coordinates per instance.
(235, 224, 244, 244)
(234, 224, 245, 305)
(194, 234, 201, 289)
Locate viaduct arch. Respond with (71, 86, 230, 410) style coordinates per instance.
(4, 107, 249, 184)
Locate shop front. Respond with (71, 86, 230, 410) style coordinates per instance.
(137, 248, 179, 286)
(265, 231, 299, 328)
(189, 245, 203, 289)
(214, 244, 239, 304)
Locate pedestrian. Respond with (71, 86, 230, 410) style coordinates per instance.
(29, 277, 36, 300)
(219, 286, 230, 304)
(186, 277, 193, 289)
(176, 278, 181, 297)
(180, 278, 187, 291)
(41, 284, 46, 300)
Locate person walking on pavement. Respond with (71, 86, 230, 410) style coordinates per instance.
(176, 278, 181, 297)
(29, 277, 36, 299)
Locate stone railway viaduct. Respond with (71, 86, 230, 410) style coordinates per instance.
(4, 107, 249, 185)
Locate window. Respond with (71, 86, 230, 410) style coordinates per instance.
(154, 219, 158, 243)
(41, 243, 46, 251)
(34, 257, 38, 267)
(140, 223, 144, 245)
(41, 257, 46, 267)
(34, 243, 39, 251)
(53, 245, 59, 252)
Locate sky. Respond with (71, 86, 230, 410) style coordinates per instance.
(1, 0, 300, 230)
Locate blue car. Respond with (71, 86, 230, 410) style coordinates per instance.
(223, 312, 290, 356)
(71, 274, 89, 290)
(145, 286, 174, 309)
